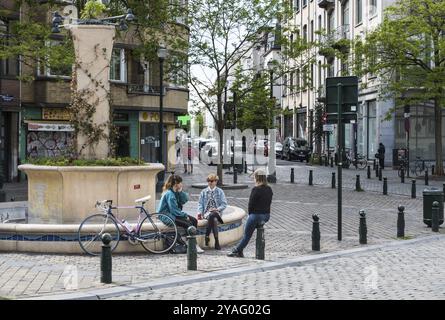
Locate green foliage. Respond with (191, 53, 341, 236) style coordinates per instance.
(24, 157, 144, 166)
(80, 0, 107, 19)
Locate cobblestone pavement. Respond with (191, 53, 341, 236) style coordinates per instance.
(0, 163, 443, 299)
(109, 236, 445, 300)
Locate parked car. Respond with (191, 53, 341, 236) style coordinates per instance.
(281, 137, 311, 162)
(275, 141, 283, 157)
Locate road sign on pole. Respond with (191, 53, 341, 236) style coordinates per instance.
(325, 76, 359, 241)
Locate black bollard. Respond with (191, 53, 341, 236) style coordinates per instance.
(432, 165, 435, 175)
(443, 183, 445, 202)
(373, 159, 376, 171)
(397, 205, 405, 238)
(290, 168, 294, 183)
(367, 165, 371, 179)
(383, 177, 388, 195)
(309, 170, 313, 186)
(359, 210, 367, 245)
(331, 172, 336, 189)
(356, 175, 362, 191)
(101, 233, 112, 284)
(256, 222, 265, 260)
(330, 157, 334, 168)
(401, 167, 405, 184)
(187, 226, 198, 271)
(325, 156, 328, 167)
(379, 167, 382, 181)
(375, 164, 379, 178)
(244, 160, 247, 174)
(432, 201, 440, 232)
(312, 214, 320, 251)
(425, 168, 429, 186)
(233, 167, 238, 184)
(411, 180, 416, 199)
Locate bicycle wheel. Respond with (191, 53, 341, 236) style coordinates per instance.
(414, 162, 424, 176)
(78, 214, 120, 256)
(138, 213, 178, 254)
(357, 158, 367, 170)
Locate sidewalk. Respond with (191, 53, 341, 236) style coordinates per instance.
(0, 164, 443, 299)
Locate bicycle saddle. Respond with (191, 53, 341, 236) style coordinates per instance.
(135, 195, 151, 203)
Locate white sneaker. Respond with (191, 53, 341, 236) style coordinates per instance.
(196, 244, 204, 254)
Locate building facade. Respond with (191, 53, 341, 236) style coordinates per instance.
(284, 0, 445, 165)
(1, 0, 189, 183)
(0, 0, 21, 182)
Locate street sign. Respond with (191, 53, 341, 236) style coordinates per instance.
(323, 124, 334, 132)
(326, 76, 358, 113)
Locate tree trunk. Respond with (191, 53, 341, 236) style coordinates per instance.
(217, 93, 224, 186)
(434, 98, 443, 175)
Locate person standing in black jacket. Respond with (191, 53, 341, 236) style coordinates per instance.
(228, 169, 273, 257)
(378, 142, 385, 169)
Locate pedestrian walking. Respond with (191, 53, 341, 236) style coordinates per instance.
(227, 169, 273, 258)
(197, 174, 227, 250)
(377, 142, 385, 169)
(157, 174, 204, 253)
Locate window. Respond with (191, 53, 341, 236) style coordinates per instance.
(290, 72, 294, 92)
(310, 20, 314, 42)
(168, 54, 188, 88)
(342, 0, 350, 26)
(37, 40, 72, 78)
(283, 74, 288, 97)
(303, 0, 307, 7)
(296, 69, 300, 91)
(294, 0, 300, 12)
(110, 48, 126, 82)
(302, 65, 308, 89)
(356, 0, 362, 24)
(318, 15, 322, 41)
(303, 25, 307, 43)
(318, 61, 322, 86)
(0, 19, 18, 77)
(310, 63, 314, 88)
(369, 0, 377, 16)
(327, 11, 334, 34)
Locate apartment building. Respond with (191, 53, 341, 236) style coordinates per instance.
(0, 0, 20, 182)
(1, 0, 189, 182)
(284, 0, 400, 162)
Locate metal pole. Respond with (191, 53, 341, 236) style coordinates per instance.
(312, 214, 320, 251)
(432, 201, 439, 232)
(255, 222, 265, 260)
(156, 56, 165, 192)
(187, 226, 197, 270)
(101, 233, 112, 284)
(397, 205, 405, 238)
(337, 83, 343, 241)
(359, 210, 367, 244)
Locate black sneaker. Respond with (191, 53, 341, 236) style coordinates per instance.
(227, 249, 243, 257)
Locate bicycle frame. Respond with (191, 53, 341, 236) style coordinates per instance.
(97, 202, 150, 236)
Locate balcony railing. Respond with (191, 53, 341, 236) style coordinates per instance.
(127, 84, 165, 95)
(318, 0, 335, 9)
(322, 25, 350, 43)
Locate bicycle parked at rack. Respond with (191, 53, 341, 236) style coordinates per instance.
(77, 195, 178, 256)
(344, 150, 368, 169)
(398, 156, 430, 177)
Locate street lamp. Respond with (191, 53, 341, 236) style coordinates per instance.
(267, 60, 277, 183)
(156, 46, 168, 192)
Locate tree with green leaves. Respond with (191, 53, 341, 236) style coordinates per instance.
(355, 0, 445, 174)
(188, 0, 281, 184)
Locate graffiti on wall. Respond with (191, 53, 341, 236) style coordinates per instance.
(26, 131, 74, 158)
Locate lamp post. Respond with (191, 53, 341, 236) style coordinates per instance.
(156, 47, 168, 192)
(267, 60, 276, 183)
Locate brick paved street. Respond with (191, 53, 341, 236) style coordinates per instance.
(0, 163, 443, 299)
(109, 236, 445, 300)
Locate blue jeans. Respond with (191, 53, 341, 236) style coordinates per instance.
(236, 213, 270, 252)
